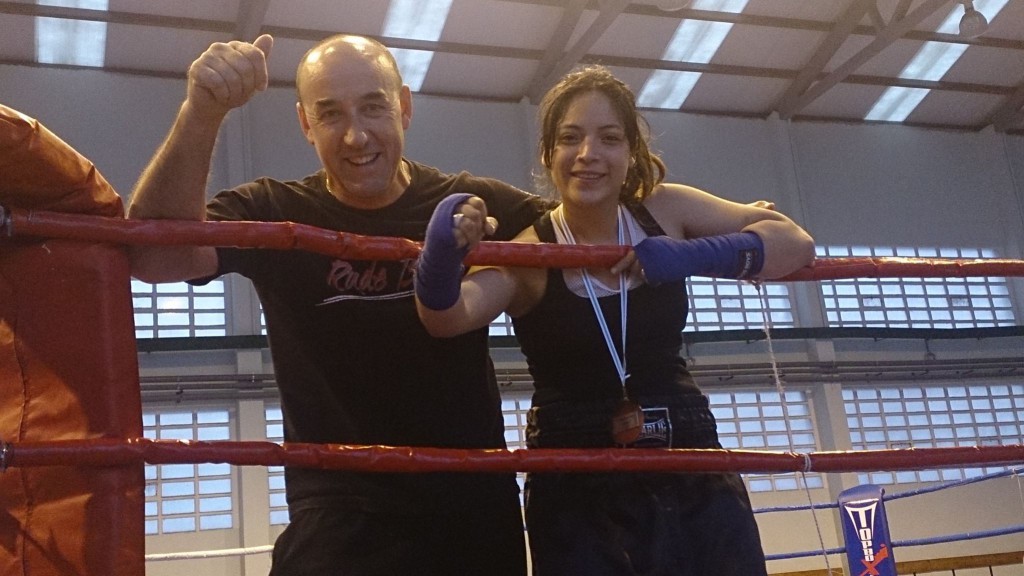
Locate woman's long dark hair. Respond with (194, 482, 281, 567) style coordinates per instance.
(537, 65, 666, 204)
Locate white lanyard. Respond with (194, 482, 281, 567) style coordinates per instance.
(552, 205, 630, 394)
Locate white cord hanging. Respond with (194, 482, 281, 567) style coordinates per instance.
(756, 282, 832, 574)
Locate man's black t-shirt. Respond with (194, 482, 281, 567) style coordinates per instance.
(206, 160, 550, 513)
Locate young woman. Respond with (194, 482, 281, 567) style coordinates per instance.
(415, 66, 815, 575)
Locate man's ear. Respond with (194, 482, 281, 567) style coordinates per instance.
(400, 85, 413, 129)
(296, 102, 314, 144)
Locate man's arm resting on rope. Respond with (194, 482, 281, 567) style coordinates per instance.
(127, 34, 273, 283)
(126, 99, 222, 283)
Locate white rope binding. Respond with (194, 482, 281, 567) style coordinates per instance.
(146, 544, 273, 562)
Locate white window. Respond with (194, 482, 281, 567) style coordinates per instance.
(818, 246, 1015, 329)
(709, 388, 822, 492)
(687, 279, 797, 331)
(502, 393, 532, 507)
(143, 407, 234, 534)
(844, 383, 1024, 485)
(132, 279, 227, 339)
(265, 406, 290, 526)
(488, 281, 797, 337)
(490, 313, 516, 336)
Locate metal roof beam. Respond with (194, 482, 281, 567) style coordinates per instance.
(989, 82, 1024, 132)
(4, 1, 1019, 50)
(867, 1, 886, 32)
(775, 0, 873, 120)
(0, 2, 233, 33)
(526, 0, 632, 103)
(778, 0, 953, 119)
(892, 0, 914, 22)
(524, 0, 589, 102)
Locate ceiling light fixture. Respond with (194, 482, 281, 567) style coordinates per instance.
(958, 0, 989, 38)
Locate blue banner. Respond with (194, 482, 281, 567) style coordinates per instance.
(838, 484, 897, 576)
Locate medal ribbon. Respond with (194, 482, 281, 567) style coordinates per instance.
(552, 205, 630, 398)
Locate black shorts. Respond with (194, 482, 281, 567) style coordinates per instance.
(270, 495, 527, 576)
(525, 471, 767, 576)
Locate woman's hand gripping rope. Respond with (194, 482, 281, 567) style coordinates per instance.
(414, 193, 497, 311)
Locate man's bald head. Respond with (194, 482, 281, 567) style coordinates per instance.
(295, 35, 403, 104)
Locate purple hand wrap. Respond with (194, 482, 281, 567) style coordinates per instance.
(634, 232, 765, 285)
(415, 193, 473, 310)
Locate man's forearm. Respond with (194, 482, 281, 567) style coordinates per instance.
(127, 101, 224, 222)
(127, 102, 225, 282)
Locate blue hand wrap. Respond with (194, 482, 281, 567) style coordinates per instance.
(634, 232, 765, 285)
(415, 193, 473, 310)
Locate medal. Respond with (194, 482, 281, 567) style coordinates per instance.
(611, 398, 643, 445)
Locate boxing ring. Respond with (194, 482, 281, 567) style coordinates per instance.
(3, 102, 1024, 575)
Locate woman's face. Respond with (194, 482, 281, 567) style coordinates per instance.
(548, 90, 631, 208)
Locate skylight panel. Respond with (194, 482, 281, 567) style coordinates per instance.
(863, 87, 931, 122)
(864, 0, 1008, 123)
(637, 0, 749, 109)
(382, 0, 453, 92)
(35, 0, 108, 67)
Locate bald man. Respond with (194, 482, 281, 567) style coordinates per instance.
(128, 34, 550, 575)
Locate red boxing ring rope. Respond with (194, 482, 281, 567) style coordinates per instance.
(3, 439, 1023, 474)
(2, 207, 1023, 475)
(5, 207, 1024, 279)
